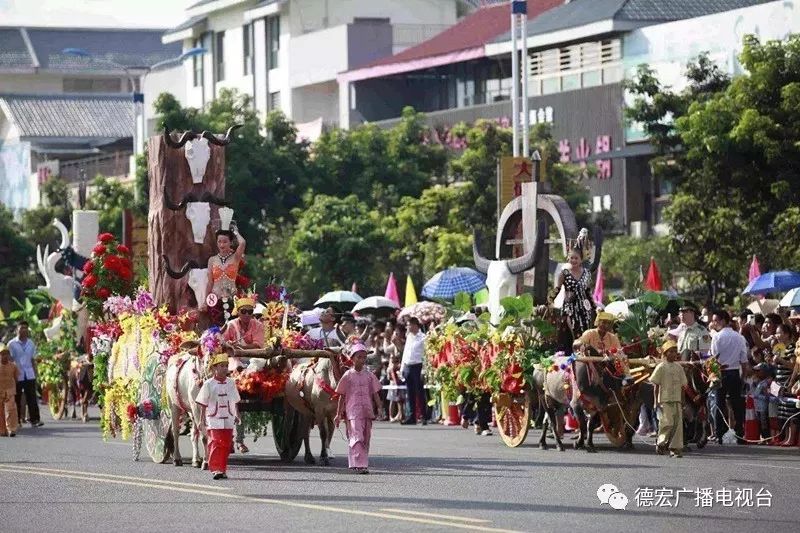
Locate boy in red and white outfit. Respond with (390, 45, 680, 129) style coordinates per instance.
(196, 352, 241, 480)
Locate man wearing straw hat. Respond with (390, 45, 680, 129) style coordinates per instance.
(650, 339, 687, 457)
(222, 295, 264, 453)
(579, 311, 632, 382)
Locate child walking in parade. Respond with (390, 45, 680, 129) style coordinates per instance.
(335, 342, 382, 474)
(650, 340, 687, 457)
(387, 354, 405, 423)
(0, 344, 20, 437)
(196, 349, 241, 480)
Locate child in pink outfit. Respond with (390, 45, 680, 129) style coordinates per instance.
(335, 342, 382, 474)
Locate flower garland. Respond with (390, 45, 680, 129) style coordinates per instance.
(82, 233, 135, 320)
(102, 377, 139, 440)
(235, 368, 289, 403)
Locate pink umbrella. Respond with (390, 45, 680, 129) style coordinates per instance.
(384, 272, 400, 307)
(593, 263, 604, 306)
(748, 255, 761, 283)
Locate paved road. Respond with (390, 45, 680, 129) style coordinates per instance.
(1, 409, 799, 533)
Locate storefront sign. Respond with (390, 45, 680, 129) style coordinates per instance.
(499, 156, 536, 209)
(557, 134, 613, 179)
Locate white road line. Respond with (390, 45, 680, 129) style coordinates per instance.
(380, 508, 491, 524)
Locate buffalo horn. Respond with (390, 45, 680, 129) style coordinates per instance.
(507, 219, 547, 275)
(589, 224, 604, 273)
(162, 255, 199, 279)
(202, 124, 243, 146)
(472, 229, 491, 274)
(164, 127, 197, 149)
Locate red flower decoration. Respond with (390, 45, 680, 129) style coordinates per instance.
(126, 403, 138, 422)
(82, 274, 98, 288)
(83, 260, 94, 274)
(117, 244, 130, 255)
(236, 275, 250, 288)
(609, 347, 618, 354)
(99, 233, 115, 243)
(97, 287, 111, 298)
(119, 267, 133, 281)
(93, 244, 106, 255)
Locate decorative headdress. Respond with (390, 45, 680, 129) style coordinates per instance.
(200, 326, 223, 357)
(347, 342, 368, 357)
(566, 227, 593, 261)
(234, 295, 256, 315)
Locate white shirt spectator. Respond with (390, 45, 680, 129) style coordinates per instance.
(305, 327, 343, 348)
(401, 330, 425, 367)
(710, 327, 748, 370)
(8, 337, 36, 380)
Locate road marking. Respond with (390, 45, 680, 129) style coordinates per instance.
(0, 464, 232, 491)
(380, 508, 491, 524)
(736, 463, 800, 471)
(0, 465, 521, 532)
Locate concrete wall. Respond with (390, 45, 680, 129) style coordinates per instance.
(288, 0, 457, 35)
(144, 64, 186, 135)
(291, 80, 338, 124)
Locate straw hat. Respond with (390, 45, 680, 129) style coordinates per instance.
(661, 339, 678, 354)
(209, 352, 228, 368)
(594, 311, 617, 326)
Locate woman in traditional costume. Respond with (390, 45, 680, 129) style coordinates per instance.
(555, 248, 595, 338)
(203, 228, 246, 322)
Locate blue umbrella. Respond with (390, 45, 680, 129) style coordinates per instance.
(421, 267, 486, 300)
(742, 271, 800, 295)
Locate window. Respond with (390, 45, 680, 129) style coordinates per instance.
(243, 24, 253, 76)
(63, 78, 121, 92)
(267, 16, 280, 69)
(269, 91, 281, 110)
(215, 31, 225, 81)
(192, 37, 203, 87)
(528, 38, 622, 94)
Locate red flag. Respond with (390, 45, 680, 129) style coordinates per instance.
(748, 255, 761, 283)
(384, 272, 400, 306)
(644, 257, 662, 292)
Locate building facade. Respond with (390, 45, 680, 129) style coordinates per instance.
(159, 0, 461, 138)
(340, 0, 767, 234)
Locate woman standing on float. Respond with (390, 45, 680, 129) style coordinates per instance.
(203, 226, 246, 322)
(554, 248, 595, 338)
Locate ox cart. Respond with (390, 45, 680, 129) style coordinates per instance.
(133, 346, 330, 464)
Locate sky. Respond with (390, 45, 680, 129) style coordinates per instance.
(0, 0, 190, 29)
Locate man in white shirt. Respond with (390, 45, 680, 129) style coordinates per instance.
(400, 317, 426, 425)
(709, 310, 749, 444)
(8, 321, 43, 427)
(304, 307, 344, 349)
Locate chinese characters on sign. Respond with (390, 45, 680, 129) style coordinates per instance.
(558, 135, 613, 179)
(633, 487, 773, 508)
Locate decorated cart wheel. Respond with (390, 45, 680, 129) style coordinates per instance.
(493, 390, 531, 447)
(601, 404, 634, 448)
(138, 356, 173, 463)
(271, 397, 303, 462)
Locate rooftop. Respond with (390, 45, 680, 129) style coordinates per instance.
(0, 26, 181, 72)
(491, 0, 768, 45)
(340, 0, 563, 83)
(0, 93, 134, 139)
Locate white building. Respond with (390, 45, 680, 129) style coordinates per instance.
(157, 0, 461, 138)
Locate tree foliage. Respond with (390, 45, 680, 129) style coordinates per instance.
(0, 205, 37, 313)
(627, 36, 800, 304)
(85, 175, 134, 237)
(601, 235, 678, 298)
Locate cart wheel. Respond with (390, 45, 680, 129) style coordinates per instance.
(272, 398, 303, 462)
(493, 390, 531, 447)
(139, 356, 172, 464)
(602, 405, 632, 448)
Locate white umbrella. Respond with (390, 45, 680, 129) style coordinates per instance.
(352, 296, 399, 315)
(780, 288, 800, 308)
(314, 290, 363, 310)
(747, 299, 780, 315)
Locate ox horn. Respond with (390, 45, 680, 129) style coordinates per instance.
(37, 245, 49, 284)
(506, 219, 547, 275)
(162, 255, 200, 279)
(202, 124, 242, 146)
(53, 219, 69, 250)
(164, 127, 198, 149)
(163, 184, 186, 211)
(589, 224, 604, 274)
(472, 229, 491, 274)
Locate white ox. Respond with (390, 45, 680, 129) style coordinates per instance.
(472, 220, 545, 325)
(36, 220, 75, 309)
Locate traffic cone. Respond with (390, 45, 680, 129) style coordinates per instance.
(564, 410, 579, 432)
(743, 395, 759, 443)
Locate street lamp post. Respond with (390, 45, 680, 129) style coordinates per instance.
(62, 47, 206, 157)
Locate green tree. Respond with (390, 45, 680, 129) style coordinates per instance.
(626, 37, 800, 303)
(21, 177, 73, 249)
(286, 194, 386, 305)
(601, 235, 679, 298)
(0, 205, 37, 313)
(85, 175, 134, 236)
